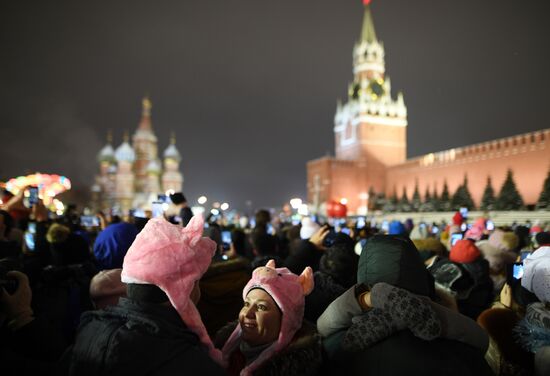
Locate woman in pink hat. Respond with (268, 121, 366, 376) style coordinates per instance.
(215, 259, 322, 376)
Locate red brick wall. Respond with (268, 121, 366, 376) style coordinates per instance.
(386, 130, 550, 206)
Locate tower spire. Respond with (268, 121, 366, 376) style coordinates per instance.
(137, 95, 153, 131)
(170, 131, 176, 145)
(106, 129, 113, 144)
(361, 0, 377, 43)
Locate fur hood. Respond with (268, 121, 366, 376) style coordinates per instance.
(215, 320, 322, 376)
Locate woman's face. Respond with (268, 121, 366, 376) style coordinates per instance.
(239, 288, 282, 346)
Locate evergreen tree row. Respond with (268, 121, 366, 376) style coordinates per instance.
(370, 168, 550, 212)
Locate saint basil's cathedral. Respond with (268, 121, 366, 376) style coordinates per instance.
(94, 97, 183, 213)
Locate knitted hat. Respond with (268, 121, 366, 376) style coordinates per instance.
(450, 239, 481, 264)
(452, 212, 464, 226)
(464, 218, 486, 241)
(521, 246, 550, 303)
(221, 260, 314, 376)
(300, 217, 320, 239)
(89, 268, 127, 309)
(121, 216, 223, 365)
(388, 220, 406, 235)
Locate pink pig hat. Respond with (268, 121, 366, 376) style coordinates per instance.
(121, 215, 224, 365)
(221, 259, 314, 375)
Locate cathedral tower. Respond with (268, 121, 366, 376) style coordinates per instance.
(114, 132, 136, 212)
(132, 96, 159, 193)
(162, 133, 184, 193)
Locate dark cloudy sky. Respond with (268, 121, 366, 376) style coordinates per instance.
(1, 0, 549, 211)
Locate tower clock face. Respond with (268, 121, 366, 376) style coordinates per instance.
(368, 78, 385, 100)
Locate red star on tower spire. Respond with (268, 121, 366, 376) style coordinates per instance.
(363, 0, 372, 5)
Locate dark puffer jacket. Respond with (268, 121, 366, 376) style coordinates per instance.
(65, 298, 225, 376)
(321, 235, 492, 376)
(215, 320, 322, 376)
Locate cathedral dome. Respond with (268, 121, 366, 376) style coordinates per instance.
(115, 141, 136, 163)
(146, 159, 162, 173)
(97, 144, 115, 163)
(163, 143, 181, 162)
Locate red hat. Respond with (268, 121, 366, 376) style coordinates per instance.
(452, 212, 464, 226)
(450, 239, 481, 263)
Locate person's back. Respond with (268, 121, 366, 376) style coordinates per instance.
(326, 330, 492, 376)
(69, 295, 224, 376)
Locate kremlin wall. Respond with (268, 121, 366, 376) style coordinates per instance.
(307, 2, 550, 215)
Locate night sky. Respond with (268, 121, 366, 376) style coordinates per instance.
(2, 0, 549, 211)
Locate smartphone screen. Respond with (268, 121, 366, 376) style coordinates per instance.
(221, 230, 231, 244)
(151, 202, 164, 218)
(80, 216, 99, 227)
(28, 186, 39, 206)
(267, 223, 274, 235)
(486, 220, 495, 231)
(512, 263, 524, 280)
(25, 232, 35, 251)
(451, 233, 463, 246)
(341, 228, 351, 235)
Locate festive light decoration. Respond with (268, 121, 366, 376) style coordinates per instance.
(3, 173, 71, 204)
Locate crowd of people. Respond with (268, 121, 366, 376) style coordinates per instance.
(1, 187, 549, 375)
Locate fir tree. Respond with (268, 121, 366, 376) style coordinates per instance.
(420, 186, 433, 212)
(383, 187, 398, 212)
(480, 176, 496, 211)
(398, 186, 411, 212)
(439, 180, 452, 211)
(451, 175, 475, 210)
(431, 185, 440, 212)
(411, 181, 421, 212)
(536, 169, 550, 210)
(495, 169, 524, 210)
(374, 192, 386, 211)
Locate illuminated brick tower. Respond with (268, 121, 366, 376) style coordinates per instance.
(308, 0, 407, 214)
(307, 0, 549, 214)
(334, 0, 407, 177)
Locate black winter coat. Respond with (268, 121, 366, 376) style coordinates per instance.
(66, 298, 225, 376)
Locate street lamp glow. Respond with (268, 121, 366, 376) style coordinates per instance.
(198, 196, 207, 205)
(340, 198, 348, 205)
(213, 202, 221, 209)
(211, 208, 220, 215)
(290, 198, 302, 209)
(220, 202, 229, 211)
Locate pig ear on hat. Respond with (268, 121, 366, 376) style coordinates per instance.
(266, 259, 276, 269)
(298, 266, 314, 296)
(185, 215, 205, 243)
